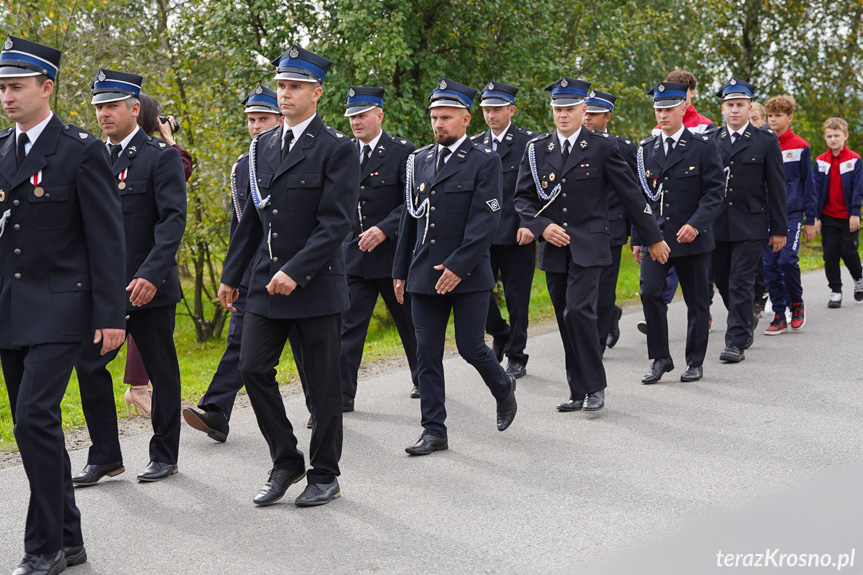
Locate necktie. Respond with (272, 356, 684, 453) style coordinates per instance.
(731, 132, 739, 148)
(16, 132, 28, 169)
(561, 139, 570, 164)
(281, 129, 294, 163)
(436, 147, 451, 174)
(109, 144, 122, 165)
(492, 138, 499, 152)
(665, 137, 674, 158)
(360, 144, 371, 171)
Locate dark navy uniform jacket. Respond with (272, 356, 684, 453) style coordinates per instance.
(635, 128, 725, 257)
(608, 132, 637, 247)
(222, 115, 359, 318)
(514, 129, 662, 273)
(470, 124, 535, 245)
(0, 115, 126, 347)
(710, 124, 787, 242)
(229, 152, 254, 287)
(345, 130, 415, 280)
(393, 137, 502, 294)
(115, 128, 187, 311)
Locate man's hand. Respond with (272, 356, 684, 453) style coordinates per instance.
(647, 241, 671, 264)
(266, 271, 297, 296)
(218, 283, 239, 312)
(157, 115, 178, 147)
(358, 226, 387, 252)
(769, 235, 787, 252)
(516, 227, 535, 245)
(394, 279, 405, 304)
(851, 216, 860, 233)
(676, 224, 698, 244)
(632, 245, 643, 264)
(94, 328, 126, 356)
(433, 265, 462, 294)
(541, 223, 570, 247)
(126, 277, 158, 307)
(804, 223, 818, 242)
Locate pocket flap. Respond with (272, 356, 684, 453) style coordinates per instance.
(444, 180, 474, 193)
(49, 272, 90, 293)
(284, 172, 321, 188)
(28, 185, 68, 202)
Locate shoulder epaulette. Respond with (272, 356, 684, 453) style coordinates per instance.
(0, 126, 13, 139)
(639, 135, 657, 146)
(470, 132, 485, 141)
(517, 127, 535, 136)
(323, 124, 348, 140)
(389, 135, 413, 147)
(61, 124, 96, 144)
(145, 135, 171, 150)
(235, 152, 249, 163)
(472, 141, 494, 154)
(415, 143, 435, 154)
(528, 132, 552, 145)
(615, 134, 633, 146)
(588, 128, 610, 139)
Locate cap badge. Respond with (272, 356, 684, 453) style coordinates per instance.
(588, 90, 596, 98)
(487, 82, 494, 91)
(560, 78, 568, 88)
(658, 84, 665, 93)
(3, 38, 12, 51)
(97, 71, 106, 82)
(348, 88, 355, 97)
(730, 78, 737, 85)
(439, 79, 447, 90)
(289, 46, 299, 58)
(255, 86, 263, 95)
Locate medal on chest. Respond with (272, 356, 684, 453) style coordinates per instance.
(31, 170, 44, 198)
(118, 168, 128, 190)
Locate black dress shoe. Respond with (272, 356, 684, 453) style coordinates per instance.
(680, 365, 703, 382)
(306, 414, 314, 429)
(342, 394, 354, 413)
(405, 433, 448, 455)
(137, 461, 178, 482)
(504, 360, 526, 379)
(606, 305, 623, 348)
(295, 479, 341, 507)
(636, 319, 648, 334)
(491, 336, 508, 363)
(182, 407, 229, 443)
(62, 545, 87, 567)
(410, 384, 420, 399)
(72, 462, 124, 486)
(641, 357, 674, 384)
(584, 389, 604, 411)
(13, 551, 65, 575)
(556, 398, 584, 412)
(496, 376, 517, 431)
(253, 468, 306, 506)
(719, 345, 745, 363)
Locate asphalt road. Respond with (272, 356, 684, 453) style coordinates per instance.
(2, 269, 862, 574)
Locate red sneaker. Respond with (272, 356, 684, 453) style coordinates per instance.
(790, 302, 805, 331)
(764, 314, 787, 335)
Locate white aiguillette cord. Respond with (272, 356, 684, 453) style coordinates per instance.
(0, 209, 10, 238)
(403, 151, 430, 244)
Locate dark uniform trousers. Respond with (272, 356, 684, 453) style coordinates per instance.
(78, 305, 182, 464)
(393, 137, 510, 438)
(473, 125, 536, 365)
(514, 129, 663, 398)
(638, 128, 725, 367)
(76, 128, 187, 466)
(0, 116, 126, 554)
(341, 132, 418, 398)
(597, 132, 637, 348)
(221, 116, 358, 484)
(711, 125, 787, 347)
(199, 155, 308, 419)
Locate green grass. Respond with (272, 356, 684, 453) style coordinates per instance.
(0, 235, 838, 451)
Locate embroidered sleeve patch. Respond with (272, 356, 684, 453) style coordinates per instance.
(644, 204, 653, 215)
(486, 199, 501, 212)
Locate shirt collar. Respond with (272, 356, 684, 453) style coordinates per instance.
(438, 133, 468, 157)
(491, 122, 512, 142)
(359, 130, 382, 154)
(107, 125, 140, 152)
(557, 127, 581, 150)
(727, 122, 750, 138)
(283, 114, 316, 145)
(662, 125, 686, 144)
(16, 112, 54, 147)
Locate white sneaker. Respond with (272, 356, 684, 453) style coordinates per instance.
(854, 278, 863, 302)
(828, 291, 843, 308)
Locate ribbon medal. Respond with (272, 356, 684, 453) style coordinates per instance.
(118, 168, 128, 190)
(32, 170, 44, 197)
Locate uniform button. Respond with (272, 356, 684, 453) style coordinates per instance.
(300, 180, 306, 185)
(730, 161, 734, 166)
(664, 203, 670, 208)
(562, 208, 567, 213)
(272, 232, 279, 239)
(363, 216, 367, 220)
(45, 193, 50, 199)
(328, 266, 332, 270)
(665, 216, 670, 221)
(466, 272, 471, 277)
(362, 201, 367, 206)
(13, 224, 20, 231)
(728, 201, 733, 206)
(430, 239, 436, 244)
(729, 174, 734, 179)
(561, 193, 567, 198)
(360, 186, 365, 190)
(457, 185, 462, 189)
(13, 273, 21, 280)
(305, 275, 311, 280)
(431, 191, 436, 195)
(76, 282, 83, 288)
(585, 172, 590, 176)
(381, 180, 386, 184)
(13, 249, 20, 255)
(272, 257, 279, 262)
(430, 206, 435, 212)
(430, 223, 435, 228)
(272, 209, 279, 215)
(12, 200, 19, 206)
(561, 178, 567, 184)
(563, 222, 568, 227)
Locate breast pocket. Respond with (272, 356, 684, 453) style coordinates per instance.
(369, 173, 397, 189)
(444, 180, 474, 213)
(29, 185, 69, 230)
(573, 167, 600, 196)
(120, 179, 149, 217)
(285, 172, 322, 212)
